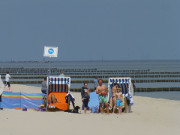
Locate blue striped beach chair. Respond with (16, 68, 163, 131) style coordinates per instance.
(46, 76, 71, 111)
(108, 77, 133, 113)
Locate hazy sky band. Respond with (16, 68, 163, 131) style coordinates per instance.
(0, 0, 179, 61)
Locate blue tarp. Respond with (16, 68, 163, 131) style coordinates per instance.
(0, 91, 44, 109)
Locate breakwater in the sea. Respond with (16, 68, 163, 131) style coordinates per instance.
(1, 66, 180, 92)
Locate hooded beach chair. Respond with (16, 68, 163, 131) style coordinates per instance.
(47, 76, 71, 111)
(108, 77, 134, 113)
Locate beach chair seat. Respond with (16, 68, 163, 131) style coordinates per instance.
(48, 92, 68, 110)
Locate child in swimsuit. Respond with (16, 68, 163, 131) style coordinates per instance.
(116, 88, 123, 114)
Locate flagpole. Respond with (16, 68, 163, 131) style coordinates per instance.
(49, 57, 51, 76)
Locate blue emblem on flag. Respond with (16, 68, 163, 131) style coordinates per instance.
(48, 48, 54, 54)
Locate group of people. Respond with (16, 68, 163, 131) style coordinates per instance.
(110, 82, 123, 114)
(81, 79, 123, 114)
(3, 71, 127, 114)
(42, 73, 124, 114)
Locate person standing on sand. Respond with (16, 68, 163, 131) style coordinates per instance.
(82, 90, 90, 114)
(96, 79, 109, 114)
(93, 77, 98, 90)
(4, 72, 12, 91)
(41, 77, 47, 94)
(115, 88, 123, 114)
(81, 82, 90, 110)
(132, 81, 136, 96)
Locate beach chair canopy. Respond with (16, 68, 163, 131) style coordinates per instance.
(108, 77, 133, 102)
(47, 76, 71, 92)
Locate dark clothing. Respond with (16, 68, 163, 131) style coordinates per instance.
(83, 93, 90, 108)
(83, 93, 90, 101)
(93, 79, 98, 90)
(83, 100, 89, 108)
(133, 83, 136, 96)
(41, 81, 47, 94)
(81, 87, 88, 98)
(65, 93, 75, 109)
(5, 81, 10, 87)
(82, 103, 90, 110)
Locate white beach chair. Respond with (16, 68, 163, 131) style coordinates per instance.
(108, 77, 134, 113)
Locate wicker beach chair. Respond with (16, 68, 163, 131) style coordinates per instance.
(108, 77, 134, 113)
(46, 76, 71, 111)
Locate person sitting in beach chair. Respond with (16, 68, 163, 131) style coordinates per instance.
(48, 94, 61, 108)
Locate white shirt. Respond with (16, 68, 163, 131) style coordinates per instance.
(5, 74, 11, 82)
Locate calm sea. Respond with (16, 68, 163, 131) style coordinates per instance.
(1, 60, 180, 72)
(1, 60, 180, 92)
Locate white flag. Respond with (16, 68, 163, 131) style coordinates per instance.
(43, 46, 58, 57)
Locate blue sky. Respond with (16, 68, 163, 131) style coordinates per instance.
(0, 0, 180, 61)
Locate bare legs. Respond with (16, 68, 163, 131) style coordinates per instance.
(100, 103, 104, 113)
(48, 94, 56, 108)
(118, 106, 122, 114)
(84, 107, 87, 114)
(112, 97, 116, 113)
(99, 103, 109, 114)
(105, 103, 109, 114)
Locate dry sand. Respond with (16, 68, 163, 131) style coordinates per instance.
(0, 84, 180, 135)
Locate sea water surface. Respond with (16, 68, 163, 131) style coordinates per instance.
(1, 60, 180, 72)
(1, 60, 180, 100)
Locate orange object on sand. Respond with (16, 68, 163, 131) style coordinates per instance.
(14, 108, 22, 110)
(48, 92, 68, 110)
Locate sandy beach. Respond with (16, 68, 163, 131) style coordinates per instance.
(0, 84, 180, 135)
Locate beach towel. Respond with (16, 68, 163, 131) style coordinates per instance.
(88, 92, 99, 113)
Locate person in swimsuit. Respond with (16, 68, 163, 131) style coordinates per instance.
(48, 94, 60, 108)
(112, 82, 118, 113)
(116, 88, 123, 114)
(96, 79, 109, 114)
